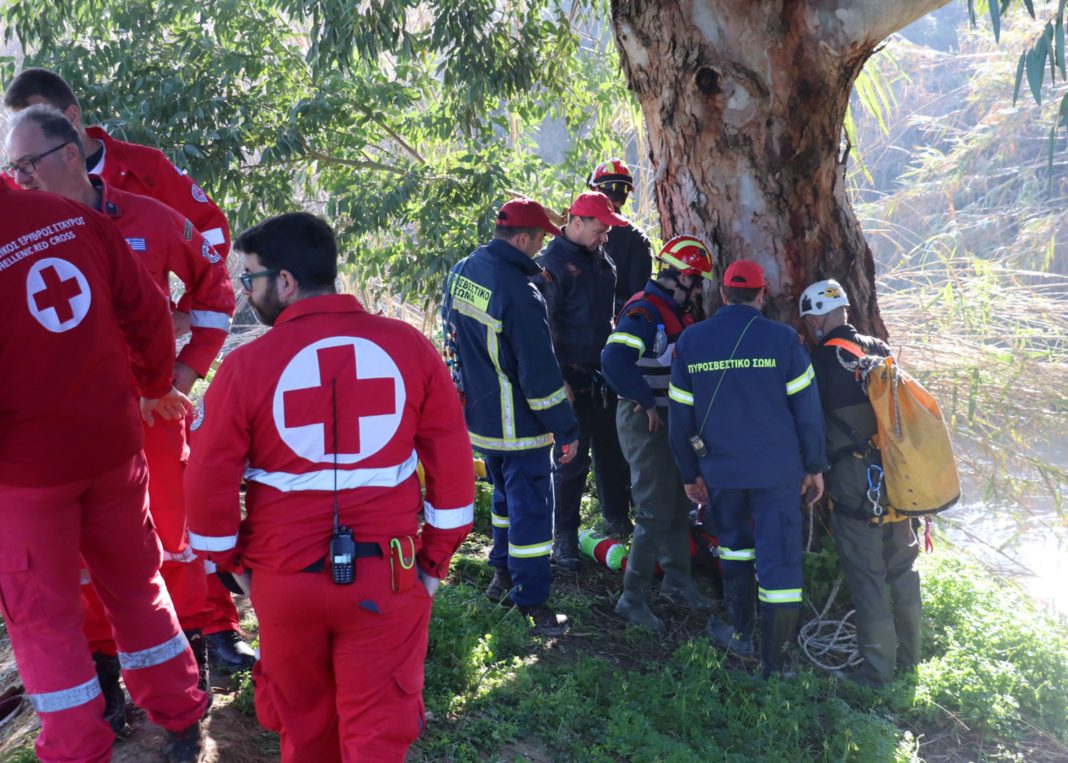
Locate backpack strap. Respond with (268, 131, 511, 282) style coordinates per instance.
(824, 337, 865, 358)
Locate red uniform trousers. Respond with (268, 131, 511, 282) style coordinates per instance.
(0, 453, 208, 763)
(82, 416, 210, 652)
(250, 555, 432, 763)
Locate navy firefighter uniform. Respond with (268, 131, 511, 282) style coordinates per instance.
(668, 260, 828, 674)
(443, 209, 578, 611)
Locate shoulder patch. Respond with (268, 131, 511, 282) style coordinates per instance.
(201, 240, 222, 264)
(191, 183, 208, 203)
(564, 261, 583, 277)
(183, 219, 193, 241)
(539, 268, 554, 284)
(190, 399, 205, 431)
(623, 306, 653, 323)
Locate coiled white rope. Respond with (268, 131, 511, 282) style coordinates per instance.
(798, 574, 864, 672)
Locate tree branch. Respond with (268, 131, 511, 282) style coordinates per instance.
(808, 0, 953, 48)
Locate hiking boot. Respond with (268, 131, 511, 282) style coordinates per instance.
(162, 720, 206, 763)
(615, 592, 664, 631)
(205, 630, 256, 673)
(603, 517, 634, 539)
(484, 568, 513, 604)
(552, 534, 581, 571)
(184, 630, 212, 712)
(91, 652, 130, 737)
(659, 581, 718, 612)
(705, 617, 755, 656)
(520, 605, 569, 637)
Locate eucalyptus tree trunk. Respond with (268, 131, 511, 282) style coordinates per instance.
(610, 0, 951, 336)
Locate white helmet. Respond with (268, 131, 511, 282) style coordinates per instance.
(799, 279, 850, 316)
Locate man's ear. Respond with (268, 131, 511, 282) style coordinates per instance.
(63, 104, 83, 131)
(276, 269, 299, 300)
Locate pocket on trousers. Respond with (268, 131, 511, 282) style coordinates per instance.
(0, 549, 43, 627)
(252, 661, 283, 733)
(392, 656, 426, 739)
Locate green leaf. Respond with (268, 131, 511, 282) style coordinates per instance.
(1057, 15, 1066, 78)
(1026, 47, 1044, 104)
(1023, 0, 1035, 19)
(989, 0, 1001, 43)
(1013, 51, 1026, 105)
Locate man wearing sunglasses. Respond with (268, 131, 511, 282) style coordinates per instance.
(6, 104, 235, 739)
(5, 65, 254, 678)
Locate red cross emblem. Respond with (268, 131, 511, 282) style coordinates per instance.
(273, 338, 405, 463)
(26, 258, 92, 333)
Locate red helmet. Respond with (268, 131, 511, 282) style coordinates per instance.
(656, 235, 715, 280)
(587, 158, 634, 195)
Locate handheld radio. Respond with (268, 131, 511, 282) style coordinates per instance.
(328, 378, 356, 585)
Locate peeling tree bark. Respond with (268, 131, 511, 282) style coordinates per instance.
(610, 0, 950, 336)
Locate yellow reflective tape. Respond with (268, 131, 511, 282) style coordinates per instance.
(606, 332, 646, 354)
(509, 541, 553, 558)
(718, 546, 756, 561)
(527, 387, 567, 411)
(469, 432, 554, 452)
(758, 587, 803, 604)
(668, 383, 694, 406)
(450, 275, 492, 311)
(491, 512, 510, 528)
(452, 299, 501, 332)
(786, 365, 815, 396)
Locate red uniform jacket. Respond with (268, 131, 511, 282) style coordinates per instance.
(186, 294, 475, 578)
(85, 126, 231, 256)
(0, 185, 175, 486)
(96, 177, 235, 378)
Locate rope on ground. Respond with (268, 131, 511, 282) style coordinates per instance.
(798, 574, 863, 672)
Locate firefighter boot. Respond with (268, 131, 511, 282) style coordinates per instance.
(659, 529, 716, 611)
(760, 605, 800, 678)
(615, 523, 664, 631)
(184, 630, 212, 712)
(163, 720, 206, 763)
(484, 567, 514, 604)
(92, 652, 130, 736)
(705, 572, 755, 656)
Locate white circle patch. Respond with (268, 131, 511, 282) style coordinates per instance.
(272, 336, 406, 465)
(26, 257, 92, 333)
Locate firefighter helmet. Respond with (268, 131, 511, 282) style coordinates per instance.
(656, 235, 715, 280)
(587, 158, 634, 197)
(799, 279, 850, 316)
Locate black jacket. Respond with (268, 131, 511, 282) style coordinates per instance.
(535, 230, 617, 375)
(604, 223, 653, 315)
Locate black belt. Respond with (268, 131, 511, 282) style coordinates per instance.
(300, 542, 381, 573)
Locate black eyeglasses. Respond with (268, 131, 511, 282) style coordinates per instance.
(3, 142, 72, 177)
(239, 269, 278, 291)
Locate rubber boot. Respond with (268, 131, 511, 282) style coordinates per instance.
(852, 615, 898, 685)
(658, 528, 716, 611)
(705, 571, 755, 656)
(760, 605, 800, 678)
(615, 524, 663, 631)
(184, 630, 212, 713)
(92, 652, 130, 737)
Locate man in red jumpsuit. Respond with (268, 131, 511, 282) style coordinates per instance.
(5, 67, 255, 672)
(0, 168, 210, 758)
(185, 212, 474, 761)
(5, 104, 236, 729)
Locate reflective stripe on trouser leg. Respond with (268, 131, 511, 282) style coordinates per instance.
(484, 455, 511, 573)
(79, 453, 208, 732)
(709, 488, 758, 577)
(494, 449, 554, 608)
(749, 482, 804, 609)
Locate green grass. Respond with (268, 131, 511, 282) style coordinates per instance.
(410, 486, 1068, 761)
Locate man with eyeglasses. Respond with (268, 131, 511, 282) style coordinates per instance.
(4, 68, 254, 675)
(0, 143, 210, 759)
(6, 104, 235, 737)
(186, 212, 475, 761)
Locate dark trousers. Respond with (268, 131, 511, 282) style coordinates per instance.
(552, 379, 631, 535)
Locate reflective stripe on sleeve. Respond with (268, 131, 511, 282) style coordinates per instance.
(424, 501, 475, 530)
(468, 432, 554, 452)
(508, 541, 553, 558)
(758, 587, 803, 604)
(188, 531, 238, 552)
(527, 387, 567, 411)
(27, 677, 101, 713)
(717, 546, 756, 562)
(668, 384, 694, 406)
(189, 310, 232, 331)
(606, 332, 646, 354)
(786, 365, 815, 396)
(244, 451, 418, 493)
(118, 631, 189, 670)
(201, 227, 226, 247)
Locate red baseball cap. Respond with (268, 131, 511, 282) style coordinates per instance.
(723, 260, 765, 289)
(569, 191, 630, 228)
(496, 198, 561, 236)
